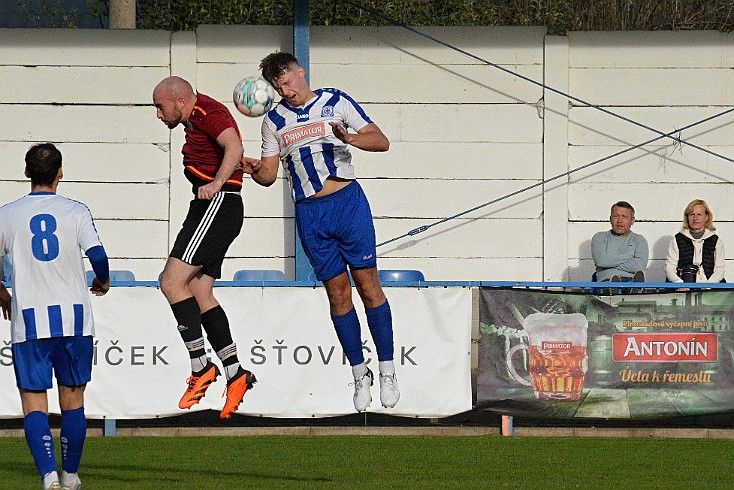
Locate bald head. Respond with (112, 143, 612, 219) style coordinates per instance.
(153, 76, 197, 129)
(154, 76, 195, 100)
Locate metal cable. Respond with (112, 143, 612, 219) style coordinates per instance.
(377, 107, 734, 247)
(334, 1, 734, 247)
(340, 0, 734, 164)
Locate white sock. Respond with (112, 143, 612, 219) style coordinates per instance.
(191, 355, 209, 373)
(224, 363, 241, 381)
(379, 360, 395, 376)
(216, 344, 241, 381)
(42, 471, 59, 489)
(184, 338, 209, 373)
(351, 362, 369, 379)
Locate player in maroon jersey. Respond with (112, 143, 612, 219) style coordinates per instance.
(153, 76, 255, 419)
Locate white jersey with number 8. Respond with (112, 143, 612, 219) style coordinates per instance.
(0, 192, 102, 343)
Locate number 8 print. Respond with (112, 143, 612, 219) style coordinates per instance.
(29, 214, 59, 261)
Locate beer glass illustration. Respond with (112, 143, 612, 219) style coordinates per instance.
(506, 312, 589, 401)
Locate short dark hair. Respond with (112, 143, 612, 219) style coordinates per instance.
(25, 143, 62, 187)
(260, 52, 300, 84)
(611, 200, 635, 218)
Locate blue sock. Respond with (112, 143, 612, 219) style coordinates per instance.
(60, 407, 86, 474)
(366, 300, 394, 361)
(332, 307, 364, 366)
(24, 411, 56, 478)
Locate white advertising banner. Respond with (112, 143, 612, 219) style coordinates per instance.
(0, 286, 472, 419)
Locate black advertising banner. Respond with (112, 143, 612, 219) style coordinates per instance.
(477, 288, 734, 419)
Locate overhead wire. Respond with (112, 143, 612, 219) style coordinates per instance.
(333, 0, 734, 247)
(339, 0, 734, 164)
(377, 107, 734, 247)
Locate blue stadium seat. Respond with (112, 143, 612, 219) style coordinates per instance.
(86, 269, 135, 286)
(306, 269, 426, 284)
(379, 269, 425, 282)
(306, 270, 353, 284)
(233, 269, 287, 282)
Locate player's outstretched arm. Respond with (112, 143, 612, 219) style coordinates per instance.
(0, 283, 10, 319)
(241, 155, 279, 187)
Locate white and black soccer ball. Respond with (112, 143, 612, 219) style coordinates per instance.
(233, 76, 275, 117)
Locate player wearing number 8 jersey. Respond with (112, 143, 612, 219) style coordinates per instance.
(0, 143, 109, 490)
(2, 196, 104, 344)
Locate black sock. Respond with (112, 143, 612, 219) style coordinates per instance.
(202, 305, 241, 380)
(171, 297, 207, 371)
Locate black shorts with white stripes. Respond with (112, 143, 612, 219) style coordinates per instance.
(170, 191, 243, 279)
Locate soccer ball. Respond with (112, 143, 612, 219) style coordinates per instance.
(233, 76, 275, 117)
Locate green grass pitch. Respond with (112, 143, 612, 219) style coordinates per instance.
(1, 435, 734, 489)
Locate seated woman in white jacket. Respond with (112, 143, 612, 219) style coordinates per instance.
(665, 199, 726, 283)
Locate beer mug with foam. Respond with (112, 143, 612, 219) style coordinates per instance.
(506, 312, 589, 401)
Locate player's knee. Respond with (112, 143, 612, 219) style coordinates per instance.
(358, 288, 386, 309)
(326, 283, 352, 314)
(159, 273, 183, 300)
(58, 385, 85, 411)
(329, 289, 351, 307)
(355, 278, 385, 307)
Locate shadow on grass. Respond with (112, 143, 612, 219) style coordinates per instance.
(0, 460, 37, 479)
(0, 455, 332, 486)
(76, 461, 333, 485)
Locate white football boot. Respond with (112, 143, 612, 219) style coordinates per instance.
(379, 372, 400, 408)
(352, 369, 374, 412)
(61, 471, 81, 490)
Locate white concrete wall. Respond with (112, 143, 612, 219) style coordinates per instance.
(566, 31, 734, 282)
(0, 26, 731, 282)
(0, 29, 172, 279)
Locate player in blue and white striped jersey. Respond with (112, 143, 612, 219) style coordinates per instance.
(0, 143, 109, 490)
(243, 52, 400, 413)
(260, 85, 372, 202)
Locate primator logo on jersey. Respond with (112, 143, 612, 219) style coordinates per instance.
(612, 332, 718, 362)
(282, 122, 326, 146)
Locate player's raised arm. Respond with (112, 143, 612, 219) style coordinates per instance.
(330, 122, 390, 152)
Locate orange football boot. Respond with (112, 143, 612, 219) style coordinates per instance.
(220, 369, 257, 419)
(179, 362, 220, 409)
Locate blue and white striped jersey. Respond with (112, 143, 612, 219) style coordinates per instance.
(260, 88, 374, 202)
(0, 192, 103, 343)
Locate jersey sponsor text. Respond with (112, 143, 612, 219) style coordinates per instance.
(281, 122, 326, 147)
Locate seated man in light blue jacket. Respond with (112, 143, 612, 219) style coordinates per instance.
(592, 201, 648, 282)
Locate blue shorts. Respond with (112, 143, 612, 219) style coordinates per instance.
(295, 181, 377, 282)
(13, 336, 93, 391)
